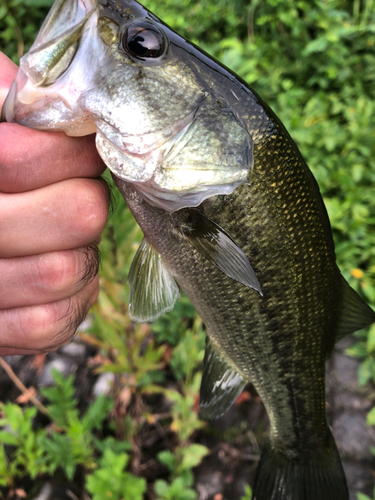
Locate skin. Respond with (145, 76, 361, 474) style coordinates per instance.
(0, 52, 110, 356)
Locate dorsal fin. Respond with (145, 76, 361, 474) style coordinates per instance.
(179, 208, 263, 295)
(199, 337, 247, 420)
(336, 275, 375, 342)
(127, 238, 180, 323)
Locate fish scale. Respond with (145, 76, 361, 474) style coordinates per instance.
(117, 177, 327, 452)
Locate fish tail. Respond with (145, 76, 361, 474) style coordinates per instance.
(252, 432, 348, 500)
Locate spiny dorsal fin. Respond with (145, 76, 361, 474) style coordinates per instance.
(199, 336, 247, 420)
(336, 275, 375, 342)
(179, 208, 263, 295)
(127, 238, 180, 323)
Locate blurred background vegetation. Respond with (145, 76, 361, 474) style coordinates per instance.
(0, 0, 374, 498)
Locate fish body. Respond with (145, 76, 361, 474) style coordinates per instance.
(2, 0, 375, 498)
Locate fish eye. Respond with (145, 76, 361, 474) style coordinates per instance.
(122, 21, 166, 60)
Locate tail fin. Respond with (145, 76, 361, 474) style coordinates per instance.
(252, 432, 348, 500)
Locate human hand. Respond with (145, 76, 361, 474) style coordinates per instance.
(0, 52, 110, 356)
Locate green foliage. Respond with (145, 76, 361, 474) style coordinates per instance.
(0, 369, 116, 487)
(346, 324, 375, 386)
(357, 490, 375, 500)
(155, 444, 208, 500)
(241, 484, 253, 500)
(86, 448, 146, 500)
(0, 404, 48, 484)
(0, 0, 53, 62)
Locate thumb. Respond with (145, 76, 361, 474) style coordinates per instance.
(0, 52, 18, 110)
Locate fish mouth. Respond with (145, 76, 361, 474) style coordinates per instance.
(1, 68, 27, 124)
(1, 0, 99, 134)
(1, 68, 60, 127)
(1, 68, 97, 135)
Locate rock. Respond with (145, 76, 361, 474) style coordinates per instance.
(92, 372, 115, 397)
(31, 483, 53, 500)
(38, 357, 78, 387)
(59, 341, 86, 359)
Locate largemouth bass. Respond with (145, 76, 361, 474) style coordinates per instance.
(2, 0, 375, 498)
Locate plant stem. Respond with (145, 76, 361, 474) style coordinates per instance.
(0, 357, 49, 416)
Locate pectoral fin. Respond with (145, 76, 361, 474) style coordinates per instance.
(180, 208, 262, 295)
(127, 238, 180, 323)
(200, 337, 247, 420)
(336, 275, 375, 342)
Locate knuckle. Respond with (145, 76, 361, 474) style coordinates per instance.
(32, 297, 88, 349)
(0, 277, 98, 351)
(0, 292, 94, 351)
(23, 303, 61, 339)
(74, 179, 109, 239)
(37, 252, 79, 294)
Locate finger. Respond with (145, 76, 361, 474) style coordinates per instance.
(0, 347, 46, 356)
(0, 245, 100, 309)
(0, 52, 17, 108)
(0, 177, 109, 258)
(0, 123, 106, 193)
(0, 276, 99, 351)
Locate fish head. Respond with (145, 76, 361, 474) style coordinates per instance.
(2, 0, 253, 211)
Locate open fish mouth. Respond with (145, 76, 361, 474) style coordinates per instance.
(2, 68, 97, 135)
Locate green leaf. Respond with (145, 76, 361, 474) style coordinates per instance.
(154, 479, 169, 497)
(241, 484, 253, 500)
(358, 357, 375, 386)
(81, 395, 113, 432)
(180, 444, 209, 472)
(367, 407, 375, 426)
(157, 450, 176, 473)
(345, 341, 368, 358)
(86, 448, 146, 500)
(356, 493, 372, 500)
(367, 325, 375, 353)
(0, 431, 19, 446)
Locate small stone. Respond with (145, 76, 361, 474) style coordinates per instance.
(76, 316, 92, 332)
(59, 341, 86, 359)
(38, 358, 78, 387)
(31, 483, 52, 500)
(92, 372, 115, 397)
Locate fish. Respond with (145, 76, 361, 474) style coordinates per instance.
(2, 0, 375, 498)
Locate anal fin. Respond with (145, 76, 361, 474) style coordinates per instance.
(336, 275, 375, 342)
(199, 337, 247, 420)
(127, 238, 180, 323)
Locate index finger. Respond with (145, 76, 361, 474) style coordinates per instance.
(0, 124, 106, 193)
